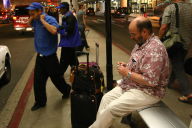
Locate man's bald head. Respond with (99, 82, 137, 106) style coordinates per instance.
(129, 16, 153, 34)
(128, 16, 153, 45)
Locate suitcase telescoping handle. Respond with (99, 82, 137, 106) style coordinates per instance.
(75, 51, 89, 72)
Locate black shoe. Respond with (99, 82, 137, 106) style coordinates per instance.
(31, 103, 46, 111)
(62, 85, 71, 99)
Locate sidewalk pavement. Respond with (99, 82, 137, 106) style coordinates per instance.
(0, 28, 191, 128)
(18, 28, 131, 128)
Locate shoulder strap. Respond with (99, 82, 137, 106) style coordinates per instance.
(174, 3, 179, 28)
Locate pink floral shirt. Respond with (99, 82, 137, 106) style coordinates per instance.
(119, 34, 170, 98)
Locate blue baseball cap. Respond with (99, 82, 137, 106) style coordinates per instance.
(56, 2, 69, 9)
(26, 2, 43, 10)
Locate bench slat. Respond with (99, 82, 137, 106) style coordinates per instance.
(138, 101, 188, 128)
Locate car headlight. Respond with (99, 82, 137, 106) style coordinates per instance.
(26, 27, 33, 31)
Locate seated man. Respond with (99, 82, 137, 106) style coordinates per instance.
(89, 17, 170, 128)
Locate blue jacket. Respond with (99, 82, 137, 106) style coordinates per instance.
(58, 11, 81, 47)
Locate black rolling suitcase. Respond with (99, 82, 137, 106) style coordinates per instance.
(71, 43, 104, 128)
(71, 91, 97, 128)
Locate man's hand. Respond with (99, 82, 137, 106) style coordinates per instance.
(117, 65, 130, 77)
(29, 15, 34, 20)
(40, 15, 45, 22)
(28, 15, 34, 26)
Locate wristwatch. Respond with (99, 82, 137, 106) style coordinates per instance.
(127, 71, 132, 79)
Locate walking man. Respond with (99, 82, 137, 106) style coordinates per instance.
(159, 0, 192, 104)
(89, 17, 169, 128)
(27, 2, 71, 111)
(77, 4, 90, 51)
(57, 2, 81, 75)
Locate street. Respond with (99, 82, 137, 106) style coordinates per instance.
(86, 15, 160, 52)
(0, 15, 191, 128)
(0, 23, 35, 112)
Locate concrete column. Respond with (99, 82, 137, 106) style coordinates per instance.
(120, 0, 127, 7)
(99, 1, 105, 13)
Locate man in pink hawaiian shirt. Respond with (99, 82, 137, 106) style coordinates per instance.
(89, 17, 170, 128)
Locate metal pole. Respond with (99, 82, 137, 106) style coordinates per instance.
(105, 0, 113, 90)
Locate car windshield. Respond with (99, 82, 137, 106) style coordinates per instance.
(14, 6, 29, 16)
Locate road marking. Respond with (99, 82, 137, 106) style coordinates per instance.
(93, 19, 125, 28)
(97, 19, 105, 22)
(7, 71, 34, 128)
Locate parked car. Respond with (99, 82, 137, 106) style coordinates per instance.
(0, 11, 12, 24)
(113, 7, 128, 18)
(0, 45, 11, 85)
(13, 5, 33, 32)
(86, 8, 95, 16)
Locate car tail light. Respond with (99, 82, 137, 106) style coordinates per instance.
(13, 16, 17, 20)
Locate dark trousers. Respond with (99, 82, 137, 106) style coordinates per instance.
(168, 43, 192, 95)
(79, 25, 89, 48)
(34, 53, 68, 105)
(60, 47, 79, 75)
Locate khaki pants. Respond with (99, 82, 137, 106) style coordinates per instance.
(190, 120, 192, 128)
(89, 86, 160, 128)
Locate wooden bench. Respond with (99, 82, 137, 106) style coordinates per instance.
(117, 80, 188, 128)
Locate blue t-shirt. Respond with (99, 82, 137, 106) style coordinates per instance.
(32, 13, 59, 56)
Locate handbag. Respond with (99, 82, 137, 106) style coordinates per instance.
(162, 3, 182, 49)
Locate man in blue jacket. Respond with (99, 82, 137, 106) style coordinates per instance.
(27, 2, 71, 111)
(57, 2, 81, 75)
